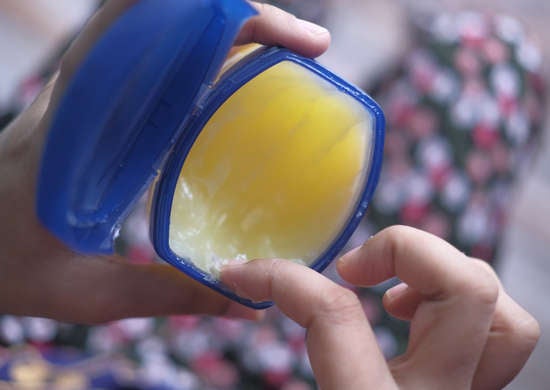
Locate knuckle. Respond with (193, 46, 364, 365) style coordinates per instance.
(317, 286, 362, 324)
(379, 225, 420, 256)
(513, 314, 541, 350)
(379, 225, 414, 243)
(462, 259, 500, 306)
(266, 258, 285, 279)
(266, 259, 281, 287)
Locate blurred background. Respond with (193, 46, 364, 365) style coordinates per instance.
(0, 0, 548, 389)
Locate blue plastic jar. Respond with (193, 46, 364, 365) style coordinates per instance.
(37, 0, 385, 308)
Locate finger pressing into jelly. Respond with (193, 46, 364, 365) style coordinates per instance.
(221, 259, 395, 389)
(337, 226, 499, 388)
(236, 2, 330, 58)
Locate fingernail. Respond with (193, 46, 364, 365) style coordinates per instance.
(385, 282, 409, 301)
(298, 19, 329, 36)
(337, 246, 360, 266)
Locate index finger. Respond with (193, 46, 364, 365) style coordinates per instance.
(337, 225, 498, 301)
(221, 260, 394, 390)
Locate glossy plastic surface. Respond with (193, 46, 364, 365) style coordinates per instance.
(37, 0, 256, 253)
(150, 48, 386, 309)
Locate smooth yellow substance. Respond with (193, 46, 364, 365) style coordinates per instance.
(169, 61, 372, 274)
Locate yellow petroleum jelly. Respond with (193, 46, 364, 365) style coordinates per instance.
(169, 60, 372, 274)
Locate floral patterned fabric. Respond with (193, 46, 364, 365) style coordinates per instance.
(364, 11, 546, 264)
(0, 6, 545, 390)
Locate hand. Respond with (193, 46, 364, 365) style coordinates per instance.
(0, 1, 330, 324)
(222, 226, 540, 389)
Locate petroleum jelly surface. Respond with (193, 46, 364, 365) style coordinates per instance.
(169, 61, 372, 275)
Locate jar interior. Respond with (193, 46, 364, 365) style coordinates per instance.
(168, 60, 373, 275)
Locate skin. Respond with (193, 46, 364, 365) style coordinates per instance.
(0, 1, 539, 387)
(0, 1, 330, 324)
(222, 226, 540, 390)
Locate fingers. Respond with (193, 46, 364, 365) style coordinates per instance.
(55, 0, 330, 102)
(382, 282, 423, 320)
(40, 1, 330, 140)
(236, 2, 330, 58)
(11, 250, 258, 324)
(338, 226, 499, 388)
(221, 259, 395, 390)
(472, 289, 540, 390)
(383, 273, 540, 389)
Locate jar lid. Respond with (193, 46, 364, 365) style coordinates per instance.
(37, 0, 256, 253)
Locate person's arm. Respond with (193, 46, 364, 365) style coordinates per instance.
(222, 226, 540, 389)
(0, 1, 330, 324)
